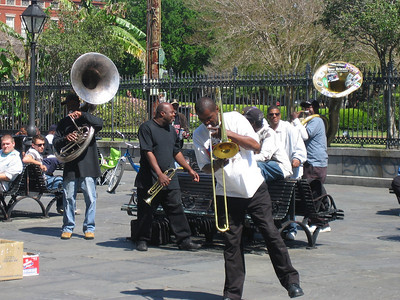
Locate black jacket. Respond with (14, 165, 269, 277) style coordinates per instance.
(53, 112, 103, 180)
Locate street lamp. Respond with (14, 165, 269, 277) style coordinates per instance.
(21, 0, 47, 137)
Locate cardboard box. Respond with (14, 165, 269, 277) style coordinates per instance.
(23, 252, 39, 276)
(0, 239, 23, 281)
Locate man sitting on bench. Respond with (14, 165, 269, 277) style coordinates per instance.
(0, 134, 23, 192)
(22, 134, 63, 212)
(242, 106, 292, 181)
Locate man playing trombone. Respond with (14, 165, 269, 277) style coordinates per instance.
(134, 102, 200, 252)
(193, 97, 303, 300)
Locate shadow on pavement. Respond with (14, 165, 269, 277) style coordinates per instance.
(20, 226, 61, 237)
(121, 288, 221, 299)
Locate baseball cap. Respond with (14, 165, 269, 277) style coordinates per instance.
(171, 99, 179, 105)
(300, 100, 319, 109)
(242, 106, 264, 124)
(61, 93, 80, 105)
(49, 124, 57, 131)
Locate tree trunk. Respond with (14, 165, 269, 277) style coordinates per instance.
(326, 99, 342, 146)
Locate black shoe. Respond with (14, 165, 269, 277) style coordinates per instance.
(222, 298, 233, 300)
(288, 283, 304, 298)
(136, 240, 148, 251)
(178, 238, 201, 251)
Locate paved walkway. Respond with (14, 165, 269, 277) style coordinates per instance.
(1, 170, 400, 300)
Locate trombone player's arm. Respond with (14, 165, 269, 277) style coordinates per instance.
(144, 151, 171, 187)
(174, 152, 200, 182)
(226, 129, 260, 152)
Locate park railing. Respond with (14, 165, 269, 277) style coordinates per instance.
(1, 65, 400, 148)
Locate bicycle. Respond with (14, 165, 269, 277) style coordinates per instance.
(107, 131, 140, 193)
(98, 147, 121, 185)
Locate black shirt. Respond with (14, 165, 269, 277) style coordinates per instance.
(135, 119, 180, 190)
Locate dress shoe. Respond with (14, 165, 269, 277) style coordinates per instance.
(288, 283, 304, 298)
(61, 231, 72, 240)
(178, 238, 201, 251)
(136, 240, 148, 251)
(84, 232, 95, 240)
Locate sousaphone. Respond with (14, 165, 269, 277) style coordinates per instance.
(55, 53, 120, 163)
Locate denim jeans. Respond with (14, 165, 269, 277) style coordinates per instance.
(62, 177, 97, 233)
(46, 175, 64, 209)
(257, 160, 284, 182)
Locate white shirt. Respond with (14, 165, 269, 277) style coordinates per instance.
(193, 111, 264, 198)
(0, 149, 23, 192)
(25, 148, 43, 164)
(254, 122, 293, 178)
(274, 120, 307, 178)
(46, 134, 54, 145)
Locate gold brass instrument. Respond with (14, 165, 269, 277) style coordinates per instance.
(313, 61, 362, 98)
(209, 87, 239, 232)
(55, 53, 120, 163)
(144, 168, 176, 205)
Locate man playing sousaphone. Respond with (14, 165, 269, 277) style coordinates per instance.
(54, 92, 103, 240)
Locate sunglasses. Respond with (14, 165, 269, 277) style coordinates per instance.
(268, 113, 280, 117)
(35, 143, 45, 147)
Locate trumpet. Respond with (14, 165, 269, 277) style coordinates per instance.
(144, 168, 176, 205)
(209, 87, 239, 232)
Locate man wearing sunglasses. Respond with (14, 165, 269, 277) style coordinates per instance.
(23, 135, 63, 212)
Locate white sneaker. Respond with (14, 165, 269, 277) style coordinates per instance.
(305, 224, 317, 233)
(320, 225, 331, 233)
(285, 231, 297, 240)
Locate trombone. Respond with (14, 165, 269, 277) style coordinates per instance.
(144, 168, 176, 205)
(209, 87, 239, 232)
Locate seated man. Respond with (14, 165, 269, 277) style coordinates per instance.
(0, 135, 23, 192)
(22, 134, 63, 212)
(243, 107, 292, 181)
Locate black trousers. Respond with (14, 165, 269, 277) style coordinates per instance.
(303, 162, 327, 184)
(391, 175, 400, 204)
(136, 188, 191, 244)
(219, 182, 299, 300)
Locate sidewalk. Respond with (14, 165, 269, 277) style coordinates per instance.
(1, 170, 400, 300)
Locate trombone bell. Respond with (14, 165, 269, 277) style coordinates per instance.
(213, 142, 239, 159)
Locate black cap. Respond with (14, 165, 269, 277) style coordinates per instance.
(61, 93, 80, 105)
(300, 100, 319, 109)
(49, 124, 57, 131)
(243, 106, 264, 124)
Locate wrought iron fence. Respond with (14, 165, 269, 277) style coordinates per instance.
(1, 65, 400, 147)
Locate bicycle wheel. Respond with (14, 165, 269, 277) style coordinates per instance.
(107, 158, 126, 193)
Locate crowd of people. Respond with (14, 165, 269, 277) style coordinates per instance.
(1, 93, 337, 299)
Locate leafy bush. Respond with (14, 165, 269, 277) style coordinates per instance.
(338, 108, 374, 130)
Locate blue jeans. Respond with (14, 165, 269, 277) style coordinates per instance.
(257, 160, 284, 182)
(62, 177, 97, 233)
(46, 175, 64, 209)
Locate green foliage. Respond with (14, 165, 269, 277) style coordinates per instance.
(123, 0, 211, 74)
(100, 96, 147, 130)
(338, 108, 374, 130)
(322, 0, 400, 71)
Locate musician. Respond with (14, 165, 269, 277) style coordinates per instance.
(291, 100, 330, 233)
(193, 97, 303, 300)
(134, 102, 200, 252)
(0, 135, 23, 193)
(291, 100, 328, 183)
(53, 93, 103, 240)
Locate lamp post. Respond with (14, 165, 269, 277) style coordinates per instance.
(21, 0, 47, 137)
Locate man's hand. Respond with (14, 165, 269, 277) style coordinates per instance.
(66, 132, 78, 142)
(292, 158, 301, 168)
(158, 171, 172, 187)
(68, 111, 82, 120)
(189, 169, 200, 182)
(40, 164, 47, 172)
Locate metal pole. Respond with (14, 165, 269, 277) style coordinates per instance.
(27, 38, 36, 137)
